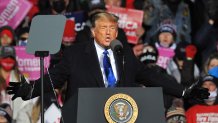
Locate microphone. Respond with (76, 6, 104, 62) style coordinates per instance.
(110, 39, 123, 55)
(110, 39, 125, 84)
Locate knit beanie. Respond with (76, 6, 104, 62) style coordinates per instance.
(166, 106, 186, 123)
(157, 23, 177, 39)
(199, 75, 218, 87)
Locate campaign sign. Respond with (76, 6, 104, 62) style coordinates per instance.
(15, 46, 50, 80)
(64, 11, 86, 32)
(156, 47, 175, 69)
(107, 6, 144, 44)
(0, 0, 32, 29)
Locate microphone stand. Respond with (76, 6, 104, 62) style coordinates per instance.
(122, 55, 126, 84)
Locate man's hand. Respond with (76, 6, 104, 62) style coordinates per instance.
(183, 86, 210, 103)
(6, 75, 32, 100)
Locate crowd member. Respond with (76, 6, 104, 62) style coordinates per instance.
(153, 22, 177, 69)
(0, 26, 16, 46)
(16, 88, 66, 123)
(6, 12, 209, 122)
(0, 103, 12, 119)
(0, 46, 19, 104)
(37, 0, 51, 14)
(154, 22, 177, 47)
(167, 42, 199, 88)
(186, 75, 218, 123)
(139, 44, 158, 66)
(208, 66, 218, 79)
(166, 41, 199, 110)
(202, 52, 218, 77)
(139, 44, 174, 109)
(16, 27, 30, 46)
(132, 43, 144, 57)
(50, 0, 68, 14)
(0, 103, 12, 123)
(166, 98, 187, 123)
(37, 0, 79, 15)
(0, 46, 28, 121)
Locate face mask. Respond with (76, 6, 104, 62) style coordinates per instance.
(159, 42, 170, 48)
(18, 39, 27, 46)
(52, 0, 66, 13)
(0, 58, 15, 71)
(204, 89, 217, 102)
(140, 52, 157, 65)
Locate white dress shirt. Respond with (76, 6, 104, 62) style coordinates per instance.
(94, 41, 118, 87)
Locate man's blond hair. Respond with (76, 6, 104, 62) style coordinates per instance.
(91, 12, 119, 27)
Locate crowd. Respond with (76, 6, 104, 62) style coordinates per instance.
(1, 0, 218, 122)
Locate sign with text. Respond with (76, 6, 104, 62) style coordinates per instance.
(156, 47, 175, 69)
(0, 0, 32, 29)
(107, 6, 144, 44)
(15, 46, 50, 80)
(64, 11, 86, 32)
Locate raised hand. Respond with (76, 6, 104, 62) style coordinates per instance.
(7, 75, 32, 100)
(185, 44, 197, 59)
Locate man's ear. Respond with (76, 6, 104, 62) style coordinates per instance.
(91, 28, 95, 37)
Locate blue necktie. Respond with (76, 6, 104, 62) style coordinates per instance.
(103, 50, 116, 87)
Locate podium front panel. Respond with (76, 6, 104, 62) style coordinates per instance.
(76, 87, 166, 123)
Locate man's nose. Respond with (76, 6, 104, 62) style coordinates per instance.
(106, 28, 110, 34)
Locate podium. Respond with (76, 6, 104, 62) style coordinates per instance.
(62, 87, 166, 123)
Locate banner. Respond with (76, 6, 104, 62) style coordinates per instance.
(0, 0, 32, 29)
(107, 6, 144, 44)
(156, 47, 175, 69)
(65, 11, 86, 32)
(15, 46, 50, 80)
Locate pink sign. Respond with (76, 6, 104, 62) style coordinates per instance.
(15, 46, 50, 80)
(0, 0, 32, 29)
(156, 47, 175, 69)
(107, 5, 144, 44)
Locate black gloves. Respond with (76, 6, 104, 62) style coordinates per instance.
(7, 75, 32, 100)
(182, 84, 209, 103)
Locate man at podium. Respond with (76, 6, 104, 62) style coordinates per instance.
(7, 12, 208, 114)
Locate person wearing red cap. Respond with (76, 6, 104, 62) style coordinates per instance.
(0, 26, 15, 46)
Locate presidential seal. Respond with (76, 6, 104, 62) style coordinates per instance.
(104, 93, 138, 123)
